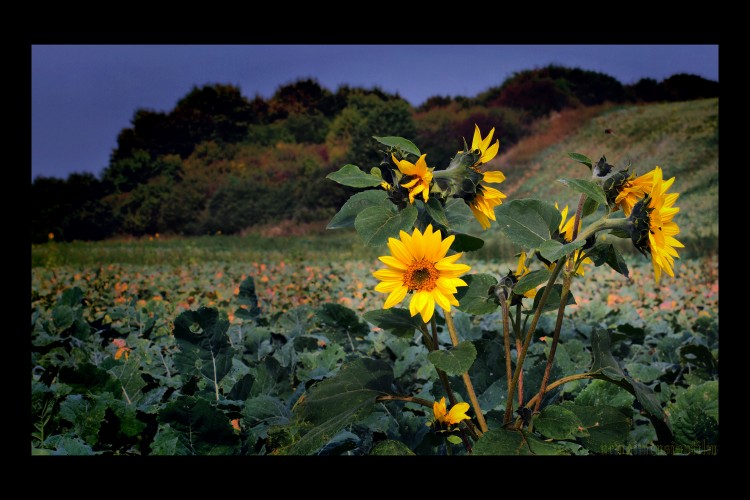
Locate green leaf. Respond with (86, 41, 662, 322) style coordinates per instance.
(315, 303, 369, 343)
(59, 287, 84, 307)
(446, 435, 463, 445)
(585, 243, 629, 278)
(150, 424, 191, 455)
(474, 429, 569, 455)
(450, 232, 485, 252)
(427, 341, 476, 376)
(558, 178, 608, 205)
(362, 308, 423, 338)
(425, 197, 450, 227)
(354, 204, 418, 247)
(52, 306, 75, 331)
(443, 198, 476, 232)
(49, 436, 94, 456)
(327, 190, 389, 229)
(590, 329, 672, 442)
(370, 440, 416, 456)
(173, 307, 232, 387)
(494, 200, 562, 249)
(532, 284, 576, 315)
(284, 358, 393, 455)
(455, 273, 498, 315)
(566, 405, 631, 454)
(534, 405, 589, 440)
(582, 197, 600, 217)
(59, 394, 108, 446)
(326, 164, 383, 188)
(235, 276, 261, 320)
(539, 239, 587, 262)
(514, 269, 550, 296)
(590, 328, 625, 381)
(567, 152, 593, 169)
(157, 395, 239, 455)
(372, 136, 421, 157)
(667, 381, 718, 447)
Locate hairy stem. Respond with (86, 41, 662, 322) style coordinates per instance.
(503, 260, 564, 424)
(500, 292, 513, 399)
(534, 271, 572, 413)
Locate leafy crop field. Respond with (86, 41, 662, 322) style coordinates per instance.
(31, 240, 718, 455)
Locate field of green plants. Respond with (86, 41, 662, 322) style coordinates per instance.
(31, 235, 718, 455)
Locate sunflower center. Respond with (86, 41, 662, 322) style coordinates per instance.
(403, 259, 439, 292)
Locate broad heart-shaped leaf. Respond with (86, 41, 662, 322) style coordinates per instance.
(157, 395, 239, 455)
(590, 329, 672, 443)
(534, 405, 589, 440)
(173, 307, 232, 389)
(327, 190, 389, 229)
(235, 276, 261, 320)
(667, 380, 718, 447)
(585, 243, 629, 278)
(362, 308, 423, 338)
(558, 178, 608, 205)
(326, 164, 383, 188)
(494, 199, 562, 249)
(566, 404, 631, 454)
(531, 284, 576, 315)
(354, 204, 418, 247)
(427, 341, 476, 376)
(567, 152, 593, 169)
(443, 198, 476, 233)
(424, 197, 449, 227)
(450, 233, 485, 252)
(539, 239, 587, 262)
(370, 440, 416, 456)
(473, 429, 569, 455)
(283, 358, 393, 455)
(455, 273, 498, 315)
(372, 135, 421, 157)
(514, 269, 550, 296)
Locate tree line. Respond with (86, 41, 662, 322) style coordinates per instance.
(32, 66, 718, 242)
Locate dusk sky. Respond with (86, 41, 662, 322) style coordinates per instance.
(31, 45, 719, 180)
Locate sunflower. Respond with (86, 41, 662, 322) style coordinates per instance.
(515, 251, 537, 298)
(468, 181, 507, 230)
(614, 169, 658, 216)
(373, 224, 471, 323)
(392, 153, 433, 204)
(432, 397, 471, 427)
(470, 124, 500, 165)
(629, 167, 683, 283)
(554, 203, 593, 276)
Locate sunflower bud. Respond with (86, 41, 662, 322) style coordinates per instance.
(628, 195, 653, 256)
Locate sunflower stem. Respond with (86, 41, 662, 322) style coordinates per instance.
(445, 310, 489, 434)
(500, 292, 513, 402)
(533, 269, 572, 415)
(503, 260, 564, 424)
(575, 216, 631, 243)
(430, 316, 439, 349)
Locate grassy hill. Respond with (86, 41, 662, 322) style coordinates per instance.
(487, 98, 718, 254)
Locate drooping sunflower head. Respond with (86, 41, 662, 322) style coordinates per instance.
(373, 224, 471, 323)
(392, 154, 433, 204)
(627, 166, 683, 283)
(464, 170, 507, 230)
(613, 168, 659, 216)
(470, 124, 500, 165)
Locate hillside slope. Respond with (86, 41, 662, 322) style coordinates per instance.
(489, 98, 718, 245)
